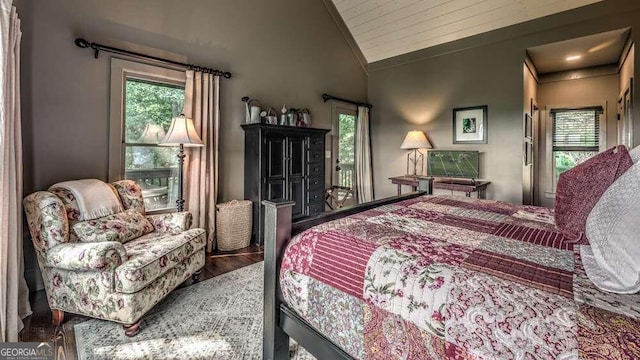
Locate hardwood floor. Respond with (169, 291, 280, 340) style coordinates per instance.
(20, 245, 263, 360)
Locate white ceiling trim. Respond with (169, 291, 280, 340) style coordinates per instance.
(332, 0, 605, 63)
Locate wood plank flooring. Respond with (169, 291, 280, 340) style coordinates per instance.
(19, 245, 264, 360)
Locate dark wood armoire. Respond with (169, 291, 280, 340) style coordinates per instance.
(242, 123, 329, 244)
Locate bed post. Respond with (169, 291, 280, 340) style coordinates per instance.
(262, 200, 294, 360)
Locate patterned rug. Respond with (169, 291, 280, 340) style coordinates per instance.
(74, 262, 315, 360)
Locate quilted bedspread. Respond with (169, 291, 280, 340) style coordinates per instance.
(279, 195, 640, 359)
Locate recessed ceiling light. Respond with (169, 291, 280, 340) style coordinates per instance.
(566, 55, 582, 61)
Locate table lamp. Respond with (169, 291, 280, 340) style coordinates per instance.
(159, 114, 204, 211)
(400, 130, 432, 176)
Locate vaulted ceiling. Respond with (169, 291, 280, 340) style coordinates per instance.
(331, 0, 605, 63)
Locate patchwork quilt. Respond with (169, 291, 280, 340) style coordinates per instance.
(279, 195, 640, 359)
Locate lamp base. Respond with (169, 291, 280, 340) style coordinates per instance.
(405, 149, 425, 176)
(176, 144, 186, 212)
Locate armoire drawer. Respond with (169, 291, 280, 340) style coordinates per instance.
(308, 136, 324, 150)
(307, 189, 324, 204)
(307, 176, 323, 191)
(307, 162, 323, 177)
(308, 201, 324, 216)
(307, 150, 323, 163)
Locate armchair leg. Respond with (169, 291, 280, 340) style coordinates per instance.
(192, 269, 202, 282)
(123, 320, 142, 337)
(52, 309, 65, 326)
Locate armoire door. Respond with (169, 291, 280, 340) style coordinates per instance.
(287, 136, 306, 218)
(265, 136, 286, 201)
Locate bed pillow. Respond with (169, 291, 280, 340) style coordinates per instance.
(630, 145, 640, 163)
(582, 160, 640, 293)
(73, 209, 154, 244)
(555, 145, 633, 241)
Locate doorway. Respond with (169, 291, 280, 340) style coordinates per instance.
(618, 78, 633, 148)
(525, 28, 632, 207)
(330, 105, 357, 207)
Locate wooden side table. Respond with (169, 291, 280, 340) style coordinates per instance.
(389, 176, 490, 199)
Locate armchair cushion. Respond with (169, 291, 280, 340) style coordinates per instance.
(112, 180, 146, 215)
(146, 212, 193, 233)
(115, 228, 205, 293)
(45, 241, 126, 272)
(73, 209, 154, 244)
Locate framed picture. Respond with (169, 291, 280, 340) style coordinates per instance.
(453, 105, 488, 144)
(524, 141, 533, 165)
(524, 113, 532, 139)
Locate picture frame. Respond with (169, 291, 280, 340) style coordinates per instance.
(453, 105, 488, 144)
(524, 141, 533, 165)
(524, 113, 532, 139)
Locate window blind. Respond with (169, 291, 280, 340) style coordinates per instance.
(552, 107, 602, 151)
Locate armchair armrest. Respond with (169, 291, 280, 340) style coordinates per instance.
(23, 191, 69, 252)
(146, 212, 193, 233)
(45, 241, 126, 272)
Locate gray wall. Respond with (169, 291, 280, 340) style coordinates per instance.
(17, 0, 367, 290)
(17, 0, 367, 198)
(368, 0, 640, 204)
(369, 42, 523, 202)
(621, 44, 635, 93)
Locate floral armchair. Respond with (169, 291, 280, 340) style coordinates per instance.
(23, 180, 206, 336)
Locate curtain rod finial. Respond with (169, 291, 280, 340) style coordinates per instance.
(75, 38, 90, 48)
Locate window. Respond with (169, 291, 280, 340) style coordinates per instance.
(110, 59, 186, 212)
(551, 107, 602, 188)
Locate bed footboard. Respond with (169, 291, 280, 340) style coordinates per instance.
(263, 177, 433, 360)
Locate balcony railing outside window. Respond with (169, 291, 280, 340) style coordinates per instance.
(125, 167, 179, 210)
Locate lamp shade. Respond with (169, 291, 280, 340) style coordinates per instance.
(159, 114, 204, 147)
(136, 123, 166, 144)
(400, 130, 432, 149)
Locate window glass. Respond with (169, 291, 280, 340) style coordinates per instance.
(338, 113, 356, 189)
(551, 108, 601, 189)
(124, 78, 185, 211)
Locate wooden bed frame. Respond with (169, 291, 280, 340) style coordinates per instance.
(262, 178, 434, 360)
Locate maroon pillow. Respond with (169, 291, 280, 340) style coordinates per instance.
(555, 145, 633, 241)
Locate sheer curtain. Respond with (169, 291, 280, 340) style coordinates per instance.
(355, 106, 374, 203)
(183, 70, 220, 252)
(0, 1, 31, 341)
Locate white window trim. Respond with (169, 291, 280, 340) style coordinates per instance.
(108, 58, 186, 182)
(544, 103, 606, 196)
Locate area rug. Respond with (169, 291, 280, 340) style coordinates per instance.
(74, 262, 315, 360)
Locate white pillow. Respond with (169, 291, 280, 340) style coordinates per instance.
(630, 145, 640, 163)
(582, 160, 640, 293)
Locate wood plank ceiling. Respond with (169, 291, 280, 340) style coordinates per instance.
(331, 0, 604, 63)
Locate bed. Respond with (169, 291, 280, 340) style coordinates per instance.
(262, 177, 640, 359)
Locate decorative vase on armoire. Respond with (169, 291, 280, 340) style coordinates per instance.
(241, 123, 329, 245)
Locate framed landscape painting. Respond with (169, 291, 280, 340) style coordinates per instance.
(453, 105, 488, 144)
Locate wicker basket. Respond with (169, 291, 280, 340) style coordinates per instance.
(216, 200, 253, 251)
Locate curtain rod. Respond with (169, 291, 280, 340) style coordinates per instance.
(74, 38, 232, 79)
(322, 93, 372, 109)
